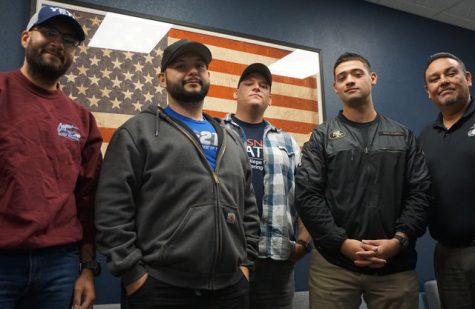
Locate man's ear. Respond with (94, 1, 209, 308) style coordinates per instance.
(21, 31, 30, 48)
(158, 72, 166, 88)
(465, 71, 472, 87)
(424, 85, 431, 99)
(370, 72, 378, 86)
(233, 89, 238, 100)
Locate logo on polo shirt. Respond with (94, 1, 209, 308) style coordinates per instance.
(468, 124, 475, 137)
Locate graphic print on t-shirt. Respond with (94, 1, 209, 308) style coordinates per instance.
(246, 138, 264, 172)
(164, 107, 218, 169)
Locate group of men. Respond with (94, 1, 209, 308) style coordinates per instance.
(0, 5, 473, 309)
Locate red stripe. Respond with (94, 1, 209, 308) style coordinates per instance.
(209, 59, 317, 89)
(99, 127, 115, 143)
(208, 85, 318, 112)
(168, 29, 290, 59)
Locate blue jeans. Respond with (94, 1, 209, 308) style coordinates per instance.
(0, 244, 80, 309)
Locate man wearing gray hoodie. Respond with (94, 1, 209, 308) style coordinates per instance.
(95, 40, 260, 309)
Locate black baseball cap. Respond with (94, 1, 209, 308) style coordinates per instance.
(238, 63, 272, 87)
(27, 5, 85, 41)
(160, 39, 212, 72)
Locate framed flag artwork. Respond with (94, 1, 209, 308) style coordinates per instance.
(34, 0, 324, 152)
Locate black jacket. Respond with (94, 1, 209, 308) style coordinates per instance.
(95, 106, 260, 290)
(295, 112, 430, 275)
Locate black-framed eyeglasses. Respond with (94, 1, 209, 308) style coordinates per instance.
(31, 27, 81, 48)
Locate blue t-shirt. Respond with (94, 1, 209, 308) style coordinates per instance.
(232, 115, 266, 217)
(164, 107, 218, 170)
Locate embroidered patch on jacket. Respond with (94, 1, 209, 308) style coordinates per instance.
(379, 131, 405, 136)
(57, 122, 81, 141)
(226, 212, 236, 224)
(468, 124, 475, 137)
(329, 130, 346, 140)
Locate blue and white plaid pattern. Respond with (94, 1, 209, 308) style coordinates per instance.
(224, 114, 301, 260)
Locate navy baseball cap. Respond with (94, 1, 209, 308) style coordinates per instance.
(238, 63, 272, 87)
(161, 40, 212, 72)
(27, 5, 85, 41)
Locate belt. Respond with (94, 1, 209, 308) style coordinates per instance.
(440, 240, 475, 248)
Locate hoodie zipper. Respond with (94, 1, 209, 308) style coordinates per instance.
(166, 116, 227, 290)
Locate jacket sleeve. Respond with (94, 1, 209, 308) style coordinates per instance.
(295, 129, 347, 251)
(395, 130, 431, 239)
(95, 127, 146, 286)
(75, 112, 103, 245)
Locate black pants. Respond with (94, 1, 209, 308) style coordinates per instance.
(127, 274, 249, 309)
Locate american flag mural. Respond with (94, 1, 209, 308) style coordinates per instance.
(55, 6, 321, 152)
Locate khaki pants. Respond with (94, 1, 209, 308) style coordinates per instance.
(309, 249, 418, 309)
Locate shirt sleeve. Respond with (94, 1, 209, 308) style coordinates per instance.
(75, 112, 103, 245)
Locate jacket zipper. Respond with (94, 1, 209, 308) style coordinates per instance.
(166, 117, 227, 290)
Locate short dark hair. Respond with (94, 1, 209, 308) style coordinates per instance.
(424, 52, 467, 83)
(333, 52, 372, 78)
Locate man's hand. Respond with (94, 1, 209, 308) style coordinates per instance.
(340, 238, 387, 268)
(240, 266, 250, 281)
(361, 238, 401, 260)
(289, 243, 308, 263)
(125, 273, 149, 296)
(72, 269, 96, 309)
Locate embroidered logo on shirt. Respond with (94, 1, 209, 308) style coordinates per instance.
(329, 130, 346, 140)
(57, 123, 81, 141)
(468, 124, 475, 137)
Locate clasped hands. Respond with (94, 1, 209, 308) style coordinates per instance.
(340, 238, 401, 269)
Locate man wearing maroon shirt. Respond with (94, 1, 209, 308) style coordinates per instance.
(0, 5, 102, 309)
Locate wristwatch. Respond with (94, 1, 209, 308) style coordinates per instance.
(394, 234, 409, 252)
(79, 260, 101, 276)
(296, 239, 312, 253)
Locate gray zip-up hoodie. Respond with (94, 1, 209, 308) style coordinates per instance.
(95, 105, 259, 290)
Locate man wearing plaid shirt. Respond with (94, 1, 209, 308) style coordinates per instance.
(224, 63, 311, 309)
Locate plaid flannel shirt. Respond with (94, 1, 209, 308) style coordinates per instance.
(224, 114, 301, 260)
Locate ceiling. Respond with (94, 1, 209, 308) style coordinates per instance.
(365, 0, 475, 31)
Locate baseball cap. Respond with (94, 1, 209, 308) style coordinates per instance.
(161, 40, 212, 72)
(27, 5, 85, 41)
(238, 63, 272, 87)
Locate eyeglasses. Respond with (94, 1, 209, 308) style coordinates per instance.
(31, 27, 80, 48)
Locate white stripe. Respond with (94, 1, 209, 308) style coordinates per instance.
(93, 112, 133, 128)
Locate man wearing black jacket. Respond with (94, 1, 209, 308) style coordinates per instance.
(295, 52, 430, 309)
(95, 40, 260, 309)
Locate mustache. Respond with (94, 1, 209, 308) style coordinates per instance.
(183, 78, 202, 85)
(42, 48, 65, 62)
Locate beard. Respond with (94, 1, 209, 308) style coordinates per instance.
(166, 77, 210, 104)
(25, 43, 72, 84)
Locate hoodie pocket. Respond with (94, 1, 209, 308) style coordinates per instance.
(217, 203, 247, 274)
(156, 203, 215, 274)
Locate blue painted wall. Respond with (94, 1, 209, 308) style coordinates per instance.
(3, 0, 475, 303)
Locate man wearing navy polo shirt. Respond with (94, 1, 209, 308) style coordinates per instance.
(419, 52, 475, 309)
